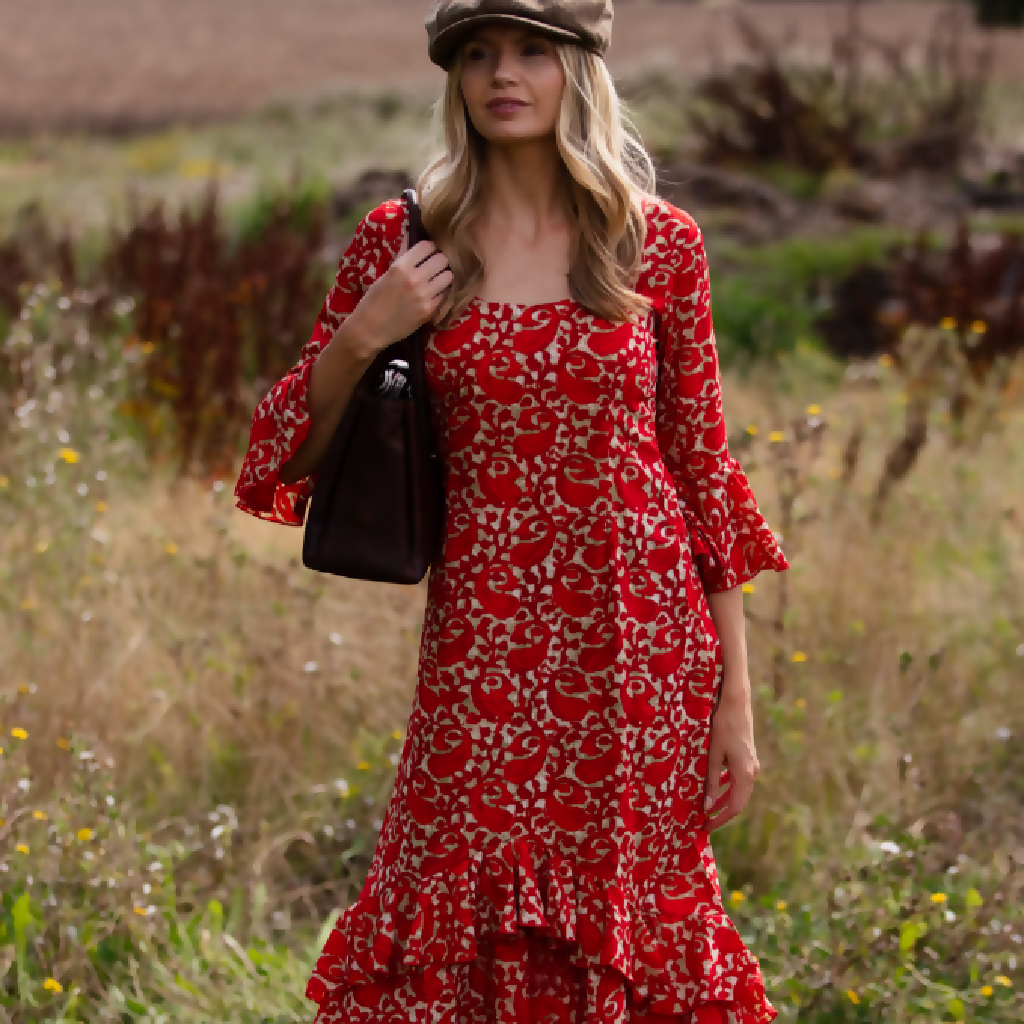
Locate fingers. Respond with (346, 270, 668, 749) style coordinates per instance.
(429, 270, 455, 300)
(703, 739, 725, 826)
(406, 239, 441, 267)
(707, 759, 759, 831)
(419, 251, 452, 282)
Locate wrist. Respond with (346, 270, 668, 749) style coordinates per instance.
(718, 670, 752, 707)
(347, 301, 390, 361)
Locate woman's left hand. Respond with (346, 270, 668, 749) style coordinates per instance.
(703, 678, 761, 831)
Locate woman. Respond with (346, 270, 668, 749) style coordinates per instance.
(235, 2, 788, 1021)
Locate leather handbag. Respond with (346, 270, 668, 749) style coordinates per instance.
(301, 189, 444, 584)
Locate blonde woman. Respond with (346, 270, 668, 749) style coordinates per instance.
(235, 2, 787, 1021)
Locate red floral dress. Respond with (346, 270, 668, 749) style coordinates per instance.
(235, 197, 788, 1024)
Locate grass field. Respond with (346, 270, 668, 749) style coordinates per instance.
(2, 7, 1024, 1018)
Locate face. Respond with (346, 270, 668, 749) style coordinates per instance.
(459, 26, 566, 144)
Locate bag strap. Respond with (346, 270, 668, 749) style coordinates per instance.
(402, 188, 428, 249)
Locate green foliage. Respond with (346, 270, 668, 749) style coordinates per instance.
(0, 722, 403, 1021)
(724, 836, 1023, 1021)
(710, 230, 896, 366)
(230, 174, 331, 247)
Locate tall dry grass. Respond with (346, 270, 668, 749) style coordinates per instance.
(1, 288, 1022, 1020)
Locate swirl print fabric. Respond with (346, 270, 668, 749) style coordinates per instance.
(235, 197, 788, 1024)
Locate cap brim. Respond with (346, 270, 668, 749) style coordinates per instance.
(429, 14, 581, 71)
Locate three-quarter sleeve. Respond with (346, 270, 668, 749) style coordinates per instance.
(234, 199, 407, 525)
(653, 207, 788, 593)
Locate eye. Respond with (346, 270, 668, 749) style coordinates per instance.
(523, 42, 547, 56)
(465, 44, 489, 61)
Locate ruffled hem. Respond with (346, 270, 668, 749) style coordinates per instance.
(307, 839, 776, 1024)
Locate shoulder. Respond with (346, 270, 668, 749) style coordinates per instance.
(352, 197, 408, 247)
(361, 197, 408, 233)
(639, 196, 706, 279)
(338, 198, 408, 284)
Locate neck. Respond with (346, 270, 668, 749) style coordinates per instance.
(479, 137, 570, 240)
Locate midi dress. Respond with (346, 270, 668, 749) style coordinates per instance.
(234, 196, 789, 1024)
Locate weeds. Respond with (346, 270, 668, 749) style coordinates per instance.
(691, 5, 990, 176)
(100, 182, 329, 474)
(2, 272, 1022, 1020)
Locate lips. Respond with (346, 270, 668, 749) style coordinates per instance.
(487, 99, 526, 111)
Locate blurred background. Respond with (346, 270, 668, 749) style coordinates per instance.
(1, 1, 1022, 1021)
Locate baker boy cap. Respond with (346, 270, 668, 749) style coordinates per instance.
(426, 0, 614, 71)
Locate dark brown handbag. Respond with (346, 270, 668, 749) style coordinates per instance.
(301, 190, 443, 584)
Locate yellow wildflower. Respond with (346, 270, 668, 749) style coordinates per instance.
(165, 542, 178, 555)
(57, 738, 69, 750)
(796, 698, 807, 708)
(357, 760, 371, 770)
(742, 583, 756, 594)
(78, 828, 93, 842)
(931, 892, 947, 903)
(11, 728, 28, 740)
(791, 652, 808, 663)
(16, 844, 29, 854)
(95, 501, 108, 513)
(33, 810, 48, 821)
(745, 424, 758, 436)
(995, 975, 1012, 987)
(140, 341, 156, 355)
(982, 985, 994, 997)
(43, 978, 62, 993)
(133, 906, 149, 916)
(768, 431, 784, 443)
(20, 598, 36, 611)
(846, 989, 860, 1005)
(806, 404, 821, 416)
(0, 474, 8, 487)
(730, 891, 744, 905)
(392, 729, 404, 741)
(970, 320, 987, 334)
(58, 448, 81, 464)
(35, 540, 49, 554)
(939, 316, 957, 330)
(18, 684, 29, 694)
(877, 353, 894, 368)
(776, 900, 788, 911)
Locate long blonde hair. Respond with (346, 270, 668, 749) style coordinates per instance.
(417, 42, 657, 326)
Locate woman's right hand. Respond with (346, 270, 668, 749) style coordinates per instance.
(347, 239, 453, 360)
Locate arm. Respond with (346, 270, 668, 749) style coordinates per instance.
(704, 587, 759, 830)
(653, 209, 788, 593)
(277, 300, 385, 485)
(234, 200, 452, 519)
(651, 206, 786, 829)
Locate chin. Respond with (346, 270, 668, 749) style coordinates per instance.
(479, 122, 555, 144)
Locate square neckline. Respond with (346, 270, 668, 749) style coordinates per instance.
(469, 296, 578, 312)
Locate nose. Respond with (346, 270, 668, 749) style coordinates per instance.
(492, 45, 519, 85)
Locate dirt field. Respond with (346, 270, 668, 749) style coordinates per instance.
(1, 0, 1022, 133)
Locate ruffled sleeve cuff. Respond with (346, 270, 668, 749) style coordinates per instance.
(233, 351, 317, 526)
(682, 456, 789, 594)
